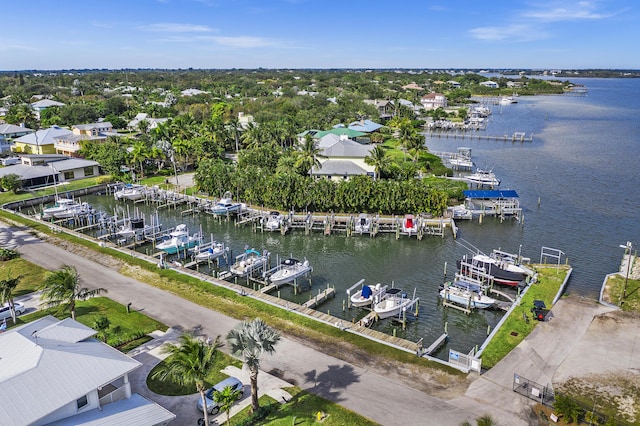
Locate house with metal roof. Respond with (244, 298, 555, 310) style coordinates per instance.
(0, 157, 100, 188)
(0, 123, 34, 152)
(54, 122, 119, 157)
(30, 99, 65, 120)
(127, 113, 169, 131)
(12, 126, 73, 155)
(311, 135, 375, 181)
(420, 93, 448, 110)
(0, 316, 175, 426)
(347, 119, 383, 133)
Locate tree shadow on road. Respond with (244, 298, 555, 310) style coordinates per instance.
(303, 364, 360, 403)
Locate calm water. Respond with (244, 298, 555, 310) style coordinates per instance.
(80, 78, 640, 359)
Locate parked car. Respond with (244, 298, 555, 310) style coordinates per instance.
(196, 377, 244, 414)
(0, 301, 25, 321)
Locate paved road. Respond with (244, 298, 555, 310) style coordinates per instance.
(6, 223, 492, 426)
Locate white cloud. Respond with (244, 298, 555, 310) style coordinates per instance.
(469, 24, 548, 42)
(212, 36, 278, 48)
(522, 1, 618, 22)
(138, 23, 214, 33)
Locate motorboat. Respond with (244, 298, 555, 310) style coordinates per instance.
(373, 288, 416, 320)
(43, 198, 93, 219)
(230, 249, 269, 277)
(500, 96, 517, 105)
(350, 282, 387, 308)
(268, 258, 312, 285)
(440, 282, 496, 309)
(115, 218, 147, 239)
(193, 242, 227, 261)
(114, 184, 146, 201)
(472, 253, 533, 277)
(156, 224, 200, 255)
(467, 169, 500, 187)
(210, 192, 242, 215)
(401, 214, 419, 235)
(447, 204, 472, 220)
(457, 255, 526, 287)
(354, 213, 372, 234)
(263, 211, 284, 231)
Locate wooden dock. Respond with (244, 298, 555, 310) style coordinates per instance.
(302, 286, 336, 309)
(424, 333, 448, 356)
(426, 131, 533, 142)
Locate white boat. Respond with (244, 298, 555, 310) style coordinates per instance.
(354, 213, 372, 234)
(43, 198, 93, 219)
(230, 249, 269, 277)
(440, 282, 496, 309)
(474, 253, 535, 277)
(447, 204, 472, 220)
(500, 96, 517, 105)
(115, 218, 148, 239)
(268, 258, 312, 285)
(263, 211, 284, 231)
(350, 283, 387, 308)
(156, 224, 200, 255)
(373, 288, 416, 320)
(401, 214, 419, 235)
(193, 242, 227, 261)
(467, 169, 500, 187)
(210, 192, 242, 215)
(114, 184, 145, 201)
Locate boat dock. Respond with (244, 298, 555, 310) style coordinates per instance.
(427, 131, 533, 143)
(302, 286, 336, 309)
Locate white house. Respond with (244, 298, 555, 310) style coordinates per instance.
(420, 93, 448, 110)
(0, 316, 175, 426)
(0, 156, 100, 188)
(0, 123, 34, 152)
(479, 80, 499, 89)
(128, 113, 169, 131)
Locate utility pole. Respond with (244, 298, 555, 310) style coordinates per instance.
(619, 241, 634, 303)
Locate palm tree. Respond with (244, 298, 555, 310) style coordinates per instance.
(214, 385, 243, 426)
(226, 318, 280, 413)
(365, 144, 391, 180)
(152, 334, 223, 426)
(92, 315, 110, 343)
(0, 272, 22, 323)
(294, 134, 325, 176)
(40, 265, 107, 320)
(240, 122, 263, 150)
(130, 140, 150, 179)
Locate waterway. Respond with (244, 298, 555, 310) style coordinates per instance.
(76, 77, 640, 360)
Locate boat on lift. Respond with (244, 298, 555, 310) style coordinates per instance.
(210, 192, 242, 215)
(268, 258, 312, 285)
(193, 242, 227, 261)
(439, 281, 496, 309)
(230, 249, 269, 277)
(350, 282, 387, 308)
(43, 198, 93, 219)
(263, 211, 285, 231)
(401, 214, 419, 235)
(373, 288, 418, 320)
(156, 224, 200, 255)
(467, 169, 500, 187)
(114, 184, 146, 201)
(354, 213, 372, 234)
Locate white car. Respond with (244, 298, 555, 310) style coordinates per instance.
(0, 301, 25, 321)
(196, 377, 244, 414)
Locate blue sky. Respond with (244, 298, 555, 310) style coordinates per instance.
(2, 0, 637, 70)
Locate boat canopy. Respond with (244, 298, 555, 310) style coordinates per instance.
(463, 190, 519, 199)
(361, 285, 372, 298)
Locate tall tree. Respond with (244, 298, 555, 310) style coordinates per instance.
(294, 134, 325, 176)
(40, 265, 107, 320)
(226, 318, 280, 413)
(0, 273, 22, 324)
(152, 334, 223, 426)
(365, 144, 391, 180)
(130, 140, 150, 179)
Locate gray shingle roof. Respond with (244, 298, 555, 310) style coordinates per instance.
(312, 160, 369, 176)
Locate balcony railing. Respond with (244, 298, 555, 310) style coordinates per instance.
(98, 386, 128, 406)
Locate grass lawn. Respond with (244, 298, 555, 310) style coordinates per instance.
(146, 352, 243, 396)
(0, 257, 49, 296)
(13, 296, 167, 350)
(480, 265, 570, 369)
(605, 273, 640, 311)
(232, 387, 378, 426)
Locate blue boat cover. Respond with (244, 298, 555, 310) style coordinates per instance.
(361, 285, 372, 298)
(463, 190, 519, 198)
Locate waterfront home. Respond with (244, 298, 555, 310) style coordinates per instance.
(0, 316, 175, 425)
(0, 123, 34, 152)
(347, 119, 383, 133)
(420, 93, 448, 110)
(0, 156, 100, 188)
(12, 126, 73, 155)
(479, 80, 499, 89)
(311, 135, 375, 181)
